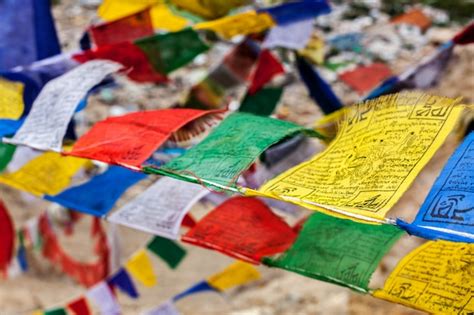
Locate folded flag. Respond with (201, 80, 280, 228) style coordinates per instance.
(149, 112, 321, 190)
(66, 109, 220, 170)
(255, 93, 464, 222)
(0, 151, 88, 196)
(0, 0, 60, 70)
(0, 78, 24, 119)
(183, 196, 297, 264)
(263, 213, 403, 292)
(125, 249, 157, 287)
(108, 268, 139, 299)
(259, 0, 331, 25)
(397, 132, 474, 242)
(207, 261, 261, 291)
(90, 8, 154, 47)
(135, 28, 209, 74)
(146, 236, 187, 269)
(45, 166, 147, 217)
(73, 42, 168, 83)
(3, 60, 122, 152)
(85, 281, 121, 315)
(109, 177, 208, 239)
(373, 240, 473, 314)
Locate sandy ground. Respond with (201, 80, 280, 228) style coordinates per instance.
(0, 1, 473, 314)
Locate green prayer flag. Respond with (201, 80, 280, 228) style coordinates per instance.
(146, 112, 322, 190)
(0, 143, 15, 172)
(239, 87, 283, 116)
(263, 213, 403, 293)
(147, 236, 187, 269)
(135, 28, 209, 74)
(44, 308, 67, 315)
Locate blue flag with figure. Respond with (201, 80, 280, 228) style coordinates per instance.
(397, 132, 474, 243)
(296, 56, 343, 114)
(45, 166, 147, 217)
(173, 281, 217, 302)
(108, 268, 139, 299)
(0, 0, 61, 70)
(260, 0, 331, 25)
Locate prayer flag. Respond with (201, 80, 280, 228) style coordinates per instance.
(263, 19, 314, 50)
(172, 0, 248, 20)
(147, 236, 187, 269)
(391, 9, 431, 31)
(67, 297, 92, 315)
(0, 78, 24, 119)
(125, 249, 157, 287)
(259, 0, 331, 25)
(0, 143, 16, 172)
(108, 268, 139, 299)
(339, 63, 393, 95)
(85, 281, 121, 315)
(453, 22, 474, 45)
(248, 50, 285, 95)
(207, 261, 261, 291)
(239, 87, 283, 116)
(44, 308, 67, 315)
(142, 300, 180, 315)
(0, 201, 14, 273)
(173, 281, 216, 301)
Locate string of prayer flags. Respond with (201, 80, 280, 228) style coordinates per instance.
(67, 297, 92, 315)
(239, 87, 283, 117)
(108, 177, 208, 239)
(66, 108, 220, 170)
(373, 240, 474, 314)
(255, 93, 464, 222)
(73, 42, 168, 83)
(150, 112, 322, 190)
(263, 19, 314, 50)
(397, 132, 474, 242)
(3, 60, 122, 152)
(135, 28, 209, 74)
(124, 249, 157, 287)
(0, 0, 60, 70)
(182, 197, 297, 264)
(108, 268, 140, 299)
(0, 201, 14, 274)
(0, 78, 24, 119)
(85, 281, 121, 315)
(259, 0, 331, 25)
(194, 11, 275, 40)
(247, 50, 285, 95)
(143, 300, 180, 315)
(90, 8, 154, 47)
(0, 151, 88, 196)
(339, 63, 393, 95)
(263, 213, 403, 292)
(0, 143, 15, 172)
(296, 56, 343, 114)
(146, 236, 187, 269)
(45, 166, 147, 217)
(207, 261, 261, 291)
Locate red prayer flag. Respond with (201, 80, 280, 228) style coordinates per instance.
(391, 9, 431, 31)
(339, 63, 392, 95)
(67, 297, 92, 315)
(223, 40, 260, 82)
(182, 213, 197, 228)
(66, 109, 222, 170)
(73, 42, 167, 83)
(90, 8, 154, 47)
(182, 196, 297, 264)
(0, 201, 14, 273)
(248, 50, 285, 95)
(453, 22, 474, 45)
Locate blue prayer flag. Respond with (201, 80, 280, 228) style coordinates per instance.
(173, 281, 217, 302)
(108, 268, 139, 299)
(259, 0, 331, 25)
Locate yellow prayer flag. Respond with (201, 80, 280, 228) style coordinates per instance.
(252, 93, 464, 222)
(298, 33, 325, 65)
(0, 151, 87, 196)
(373, 241, 474, 314)
(125, 249, 157, 287)
(150, 4, 189, 31)
(172, 0, 249, 20)
(207, 261, 260, 291)
(194, 11, 275, 40)
(0, 78, 24, 119)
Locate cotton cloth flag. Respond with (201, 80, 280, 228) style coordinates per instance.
(253, 93, 464, 222)
(67, 109, 220, 170)
(373, 240, 473, 314)
(3, 60, 122, 152)
(108, 177, 208, 239)
(108, 268, 139, 299)
(397, 132, 474, 242)
(90, 8, 154, 47)
(263, 19, 314, 50)
(263, 213, 403, 292)
(0, 151, 87, 196)
(207, 261, 261, 291)
(85, 281, 121, 315)
(194, 11, 275, 40)
(146, 236, 187, 269)
(45, 166, 147, 217)
(0, 0, 60, 70)
(148, 112, 322, 190)
(67, 297, 92, 315)
(73, 42, 168, 83)
(135, 28, 209, 74)
(125, 249, 157, 287)
(183, 197, 297, 264)
(142, 300, 180, 315)
(0, 78, 24, 119)
(259, 0, 331, 25)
